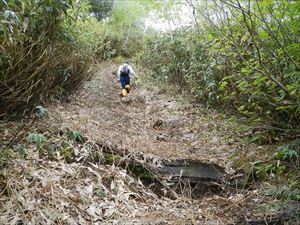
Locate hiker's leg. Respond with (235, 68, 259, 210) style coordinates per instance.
(120, 76, 126, 88)
(126, 76, 130, 86)
(125, 76, 131, 93)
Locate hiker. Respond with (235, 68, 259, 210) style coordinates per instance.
(117, 61, 135, 96)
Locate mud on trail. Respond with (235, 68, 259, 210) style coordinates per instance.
(0, 63, 275, 225)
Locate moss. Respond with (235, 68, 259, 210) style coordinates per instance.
(128, 164, 156, 181)
(61, 142, 75, 163)
(103, 153, 122, 164)
(103, 153, 156, 181)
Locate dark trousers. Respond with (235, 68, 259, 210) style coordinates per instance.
(120, 75, 130, 88)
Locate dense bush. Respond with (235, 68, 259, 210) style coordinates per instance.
(96, 0, 155, 60)
(0, 0, 98, 118)
(139, 0, 300, 136)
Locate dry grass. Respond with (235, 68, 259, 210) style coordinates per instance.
(0, 124, 216, 225)
(1, 62, 292, 224)
(0, 42, 93, 119)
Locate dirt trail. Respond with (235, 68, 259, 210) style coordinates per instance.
(0, 63, 273, 225)
(51, 62, 237, 168)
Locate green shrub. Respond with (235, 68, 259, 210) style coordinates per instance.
(267, 185, 300, 201)
(275, 139, 300, 162)
(0, 0, 97, 118)
(27, 132, 46, 150)
(67, 130, 85, 143)
(139, 0, 300, 137)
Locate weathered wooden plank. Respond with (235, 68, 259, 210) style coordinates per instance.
(161, 159, 225, 182)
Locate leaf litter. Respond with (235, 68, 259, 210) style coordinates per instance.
(0, 62, 289, 224)
(0, 132, 211, 224)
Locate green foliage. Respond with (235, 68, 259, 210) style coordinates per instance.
(104, 153, 122, 164)
(35, 106, 48, 119)
(60, 141, 75, 162)
(88, 0, 114, 20)
(19, 128, 89, 161)
(251, 160, 286, 181)
(139, 0, 300, 138)
(98, 0, 158, 59)
(246, 139, 299, 182)
(0, 0, 159, 116)
(267, 185, 300, 201)
(27, 132, 46, 150)
(17, 144, 26, 159)
(275, 139, 300, 162)
(0, 0, 96, 118)
(67, 130, 85, 143)
(275, 148, 299, 162)
(47, 142, 58, 160)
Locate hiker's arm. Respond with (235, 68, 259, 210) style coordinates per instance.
(117, 66, 122, 79)
(129, 65, 135, 75)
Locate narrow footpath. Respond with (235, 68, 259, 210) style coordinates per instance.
(52, 63, 237, 166)
(0, 63, 267, 225)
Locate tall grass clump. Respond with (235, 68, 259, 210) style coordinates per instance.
(0, 0, 101, 118)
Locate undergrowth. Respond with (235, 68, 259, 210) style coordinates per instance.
(138, 0, 300, 141)
(0, 1, 98, 118)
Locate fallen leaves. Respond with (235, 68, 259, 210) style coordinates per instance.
(1, 139, 210, 224)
